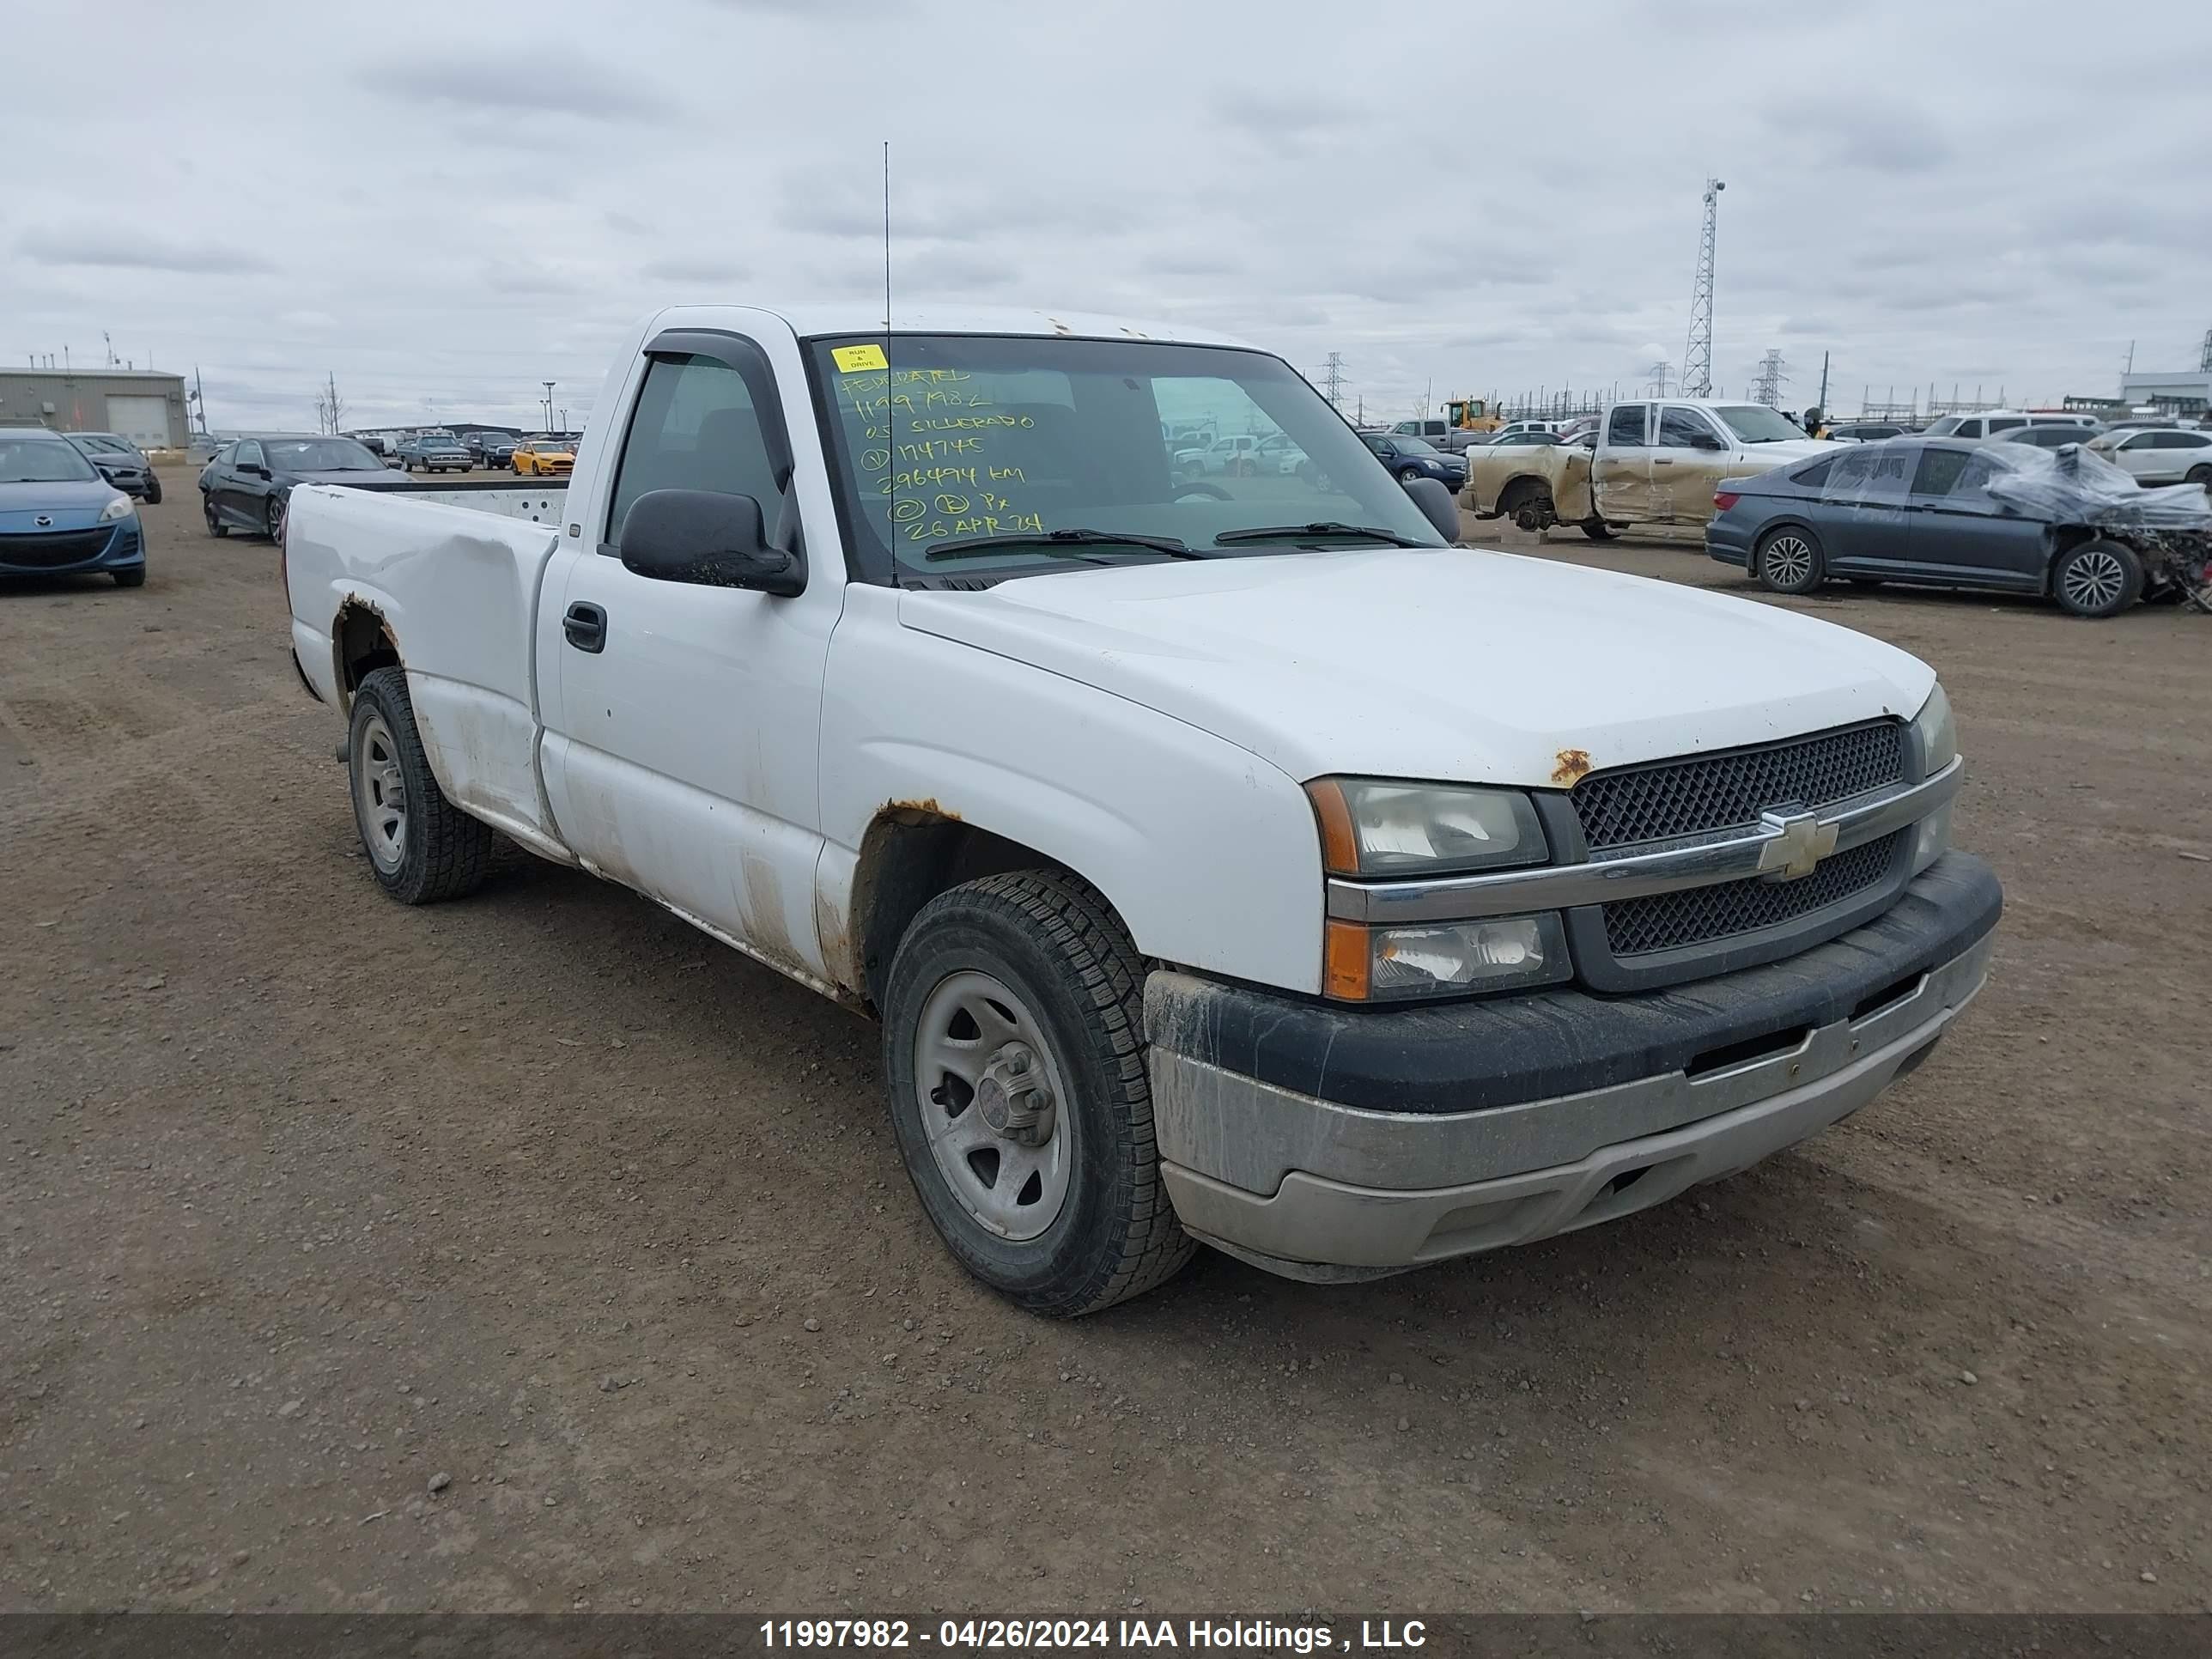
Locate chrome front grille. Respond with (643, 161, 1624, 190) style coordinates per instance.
(1571, 720, 1906, 852)
(1601, 830, 1905, 957)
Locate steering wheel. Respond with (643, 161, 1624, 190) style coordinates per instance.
(1174, 482, 1231, 501)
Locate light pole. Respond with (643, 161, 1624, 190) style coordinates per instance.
(542, 381, 556, 433)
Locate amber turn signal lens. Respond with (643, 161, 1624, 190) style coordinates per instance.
(1305, 779, 1360, 877)
(1323, 919, 1370, 1001)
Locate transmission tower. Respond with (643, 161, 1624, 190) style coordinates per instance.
(1317, 351, 1347, 410)
(1681, 177, 1724, 398)
(2199, 327, 2211, 374)
(1644, 360, 1674, 398)
(1751, 348, 1787, 408)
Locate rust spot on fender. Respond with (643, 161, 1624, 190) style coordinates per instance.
(1552, 748, 1593, 787)
(883, 797, 960, 823)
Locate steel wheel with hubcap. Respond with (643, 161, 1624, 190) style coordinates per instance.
(2051, 538, 2142, 619)
(912, 969, 1073, 1241)
(882, 869, 1193, 1316)
(352, 709, 409, 876)
(1756, 526, 1824, 594)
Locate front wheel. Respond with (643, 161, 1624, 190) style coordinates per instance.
(1755, 526, 1825, 594)
(144, 477, 162, 505)
(347, 666, 495, 904)
(1580, 519, 1618, 542)
(2188, 465, 2211, 489)
(2051, 538, 2142, 618)
(264, 495, 285, 542)
(112, 567, 146, 588)
(882, 870, 1193, 1317)
(1398, 465, 1423, 485)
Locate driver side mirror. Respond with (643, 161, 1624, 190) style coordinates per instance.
(1691, 433, 1727, 452)
(242, 463, 270, 478)
(1401, 477, 1463, 544)
(618, 488, 805, 597)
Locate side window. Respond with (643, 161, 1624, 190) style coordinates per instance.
(2123, 433, 2158, 451)
(1825, 448, 1877, 495)
(1955, 419, 1983, 438)
(1656, 407, 1718, 448)
(1911, 448, 1973, 496)
(234, 441, 264, 469)
(1606, 404, 1650, 447)
(1791, 457, 1836, 489)
(605, 353, 782, 548)
(1987, 418, 2026, 434)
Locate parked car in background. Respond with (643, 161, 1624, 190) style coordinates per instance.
(0, 428, 146, 588)
(1706, 436, 2211, 617)
(398, 432, 474, 473)
(199, 434, 389, 541)
(1466, 398, 1832, 538)
(1823, 422, 1909, 444)
(511, 434, 575, 477)
(1361, 431, 1467, 489)
(463, 431, 518, 468)
(2087, 426, 2212, 487)
(1482, 428, 1570, 449)
(1921, 410, 2086, 441)
(65, 432, 162, 503)
(1993, 425, 2100, 452)
(1387, 417, 1490, 455)
(349, 434, 399, 466)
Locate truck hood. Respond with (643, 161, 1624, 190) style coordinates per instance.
(896, 548, 1935, 787)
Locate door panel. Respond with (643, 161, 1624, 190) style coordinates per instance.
(1815, 445, 1914, 568)
(1591, 404, 1655, 520)
(1898, 447, 2043, 589)
(540, 336, 836, 982)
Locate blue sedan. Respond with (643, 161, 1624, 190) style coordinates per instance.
(0, 428, 146, 588)
(1361, 432, 1467, 489)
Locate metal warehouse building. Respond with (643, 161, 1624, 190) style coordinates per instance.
(0, 368, 192, 450)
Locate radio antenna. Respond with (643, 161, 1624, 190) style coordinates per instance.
(883, 140, 899, 590)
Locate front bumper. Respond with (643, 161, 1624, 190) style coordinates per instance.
(0, 520, 145, 576)
(1145, 853, 2000, 1279)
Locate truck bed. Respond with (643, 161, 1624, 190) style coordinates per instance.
(319, 473, 567, 525)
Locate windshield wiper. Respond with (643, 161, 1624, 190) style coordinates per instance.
(1211, 521, 1432, 549)
(924, 528, 1201, 562)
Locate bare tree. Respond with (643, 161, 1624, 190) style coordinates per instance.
(315, 371, 345, 435)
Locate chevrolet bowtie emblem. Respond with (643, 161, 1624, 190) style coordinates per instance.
(1757, 810, 1838, 881)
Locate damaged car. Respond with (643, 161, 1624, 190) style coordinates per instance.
(1707, 436, 2212, 618)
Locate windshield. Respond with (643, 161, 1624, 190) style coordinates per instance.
(1712, 404, 1806, 444)
(264, 439, 384, 471)
(809, 334, 1443, 585)
(0, 436, 100, 483)
(1923, 416, 1965, 437)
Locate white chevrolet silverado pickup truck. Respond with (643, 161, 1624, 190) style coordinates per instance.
(283, 304, 2000, 1316)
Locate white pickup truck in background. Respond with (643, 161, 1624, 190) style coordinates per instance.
(283, 304, 2000, 1315)
(1465, 397, 1837, 538)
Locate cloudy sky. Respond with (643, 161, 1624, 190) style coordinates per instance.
(7, 0, 2208, 432)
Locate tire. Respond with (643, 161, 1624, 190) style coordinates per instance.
(1579, 519, 1618, 542)
(2051, 538, 2142, 619)
(347, 665, 495, 904)
(264, 495, 285, 542)
(1398, 465, 1423, 485)
(2188, 465, 2211, 489)
(112, 567, 146, 588)
(882, 870, 1194, 1317)
(203, 494, 228, 538)
(144, 476, 162, 505)
(1755, 525, 1825, 594)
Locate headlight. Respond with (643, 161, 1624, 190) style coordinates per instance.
(1911, 683, 1956, 775)
(100, 494, 135, 522)
(1911, 684, 1957, 873)
(1305, 778, 1547, 877)
(1325, 913, 1570, 1001)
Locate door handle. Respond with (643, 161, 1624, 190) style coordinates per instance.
(1655, 456, 1676, 465)
(562, 601, 607, 653)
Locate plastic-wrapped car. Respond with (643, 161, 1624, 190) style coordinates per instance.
(1706, 437, 2210, 618)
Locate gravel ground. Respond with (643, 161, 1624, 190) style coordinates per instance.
(1, 480, 2205, 1614)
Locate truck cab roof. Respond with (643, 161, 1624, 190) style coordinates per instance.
(675, 302, 1253, 350)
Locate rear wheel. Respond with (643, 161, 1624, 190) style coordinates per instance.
(203, 494, 228, 538)
(1755, 526, 1825, 594)
(2051, 538, 2142, 618)
(882, 870, 1193, 1316)
(347, 666, 495, 904)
